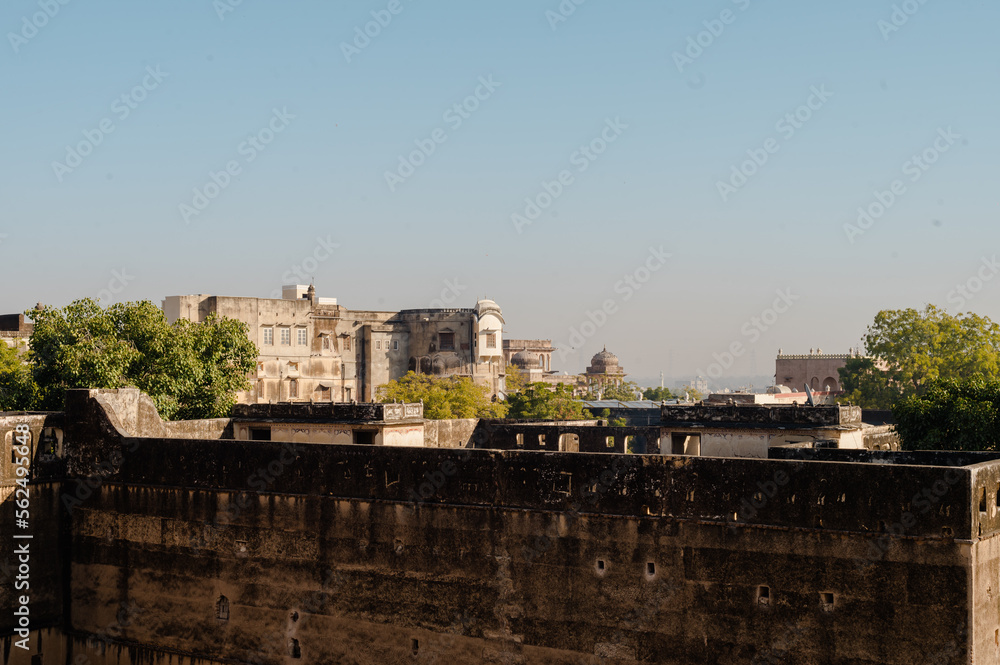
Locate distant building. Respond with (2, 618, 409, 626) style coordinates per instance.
(163, 285, 506, 403)
(774, 348, 857, 392)
(0, 311, 34, 348)
(675, 376, 709, 395)
(502, 339, 555, 372)
(585, 347, 626, 391)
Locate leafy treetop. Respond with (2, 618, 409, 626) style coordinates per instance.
(506, 383, 590, 421)
(377, 371, 508, 419)
(27, 299, 257, 419)
(894, 376, 1000, 451)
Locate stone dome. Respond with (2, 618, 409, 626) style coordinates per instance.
(586, 346, 624, 377)
(475, 298, 502, 315)
(590, 347, 620, 368)
(511, 350, 538, 368)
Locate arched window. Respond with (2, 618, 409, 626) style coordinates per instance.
(216, 595, 229, 620)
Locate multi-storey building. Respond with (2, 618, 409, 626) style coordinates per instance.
(162, 285, 506, 403)
(775, 348, 860, 392)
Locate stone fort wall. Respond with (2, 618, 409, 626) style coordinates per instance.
(1, 392, 997, 664)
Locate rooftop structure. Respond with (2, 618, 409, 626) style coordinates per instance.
(775, 348, 861, 392)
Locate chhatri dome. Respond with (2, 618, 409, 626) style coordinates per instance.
(474, 298, 504, 321)
(511, 350, 540, 369)
(586, 346, 625, 378)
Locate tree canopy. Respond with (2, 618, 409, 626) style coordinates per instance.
(504, 363, 526, 394)
(583, 380, 643, 401)
(26, 299, 257, 419)
(894, 376, 1000, 451)
(506, 383, 590, 420)
(377, 371, 508, 419)
(642, 386, 675, 401)
(0, 341, 37, 411)
(839, 305, 1000, 408)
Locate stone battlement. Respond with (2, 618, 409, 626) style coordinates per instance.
(661, 402, 862, 427)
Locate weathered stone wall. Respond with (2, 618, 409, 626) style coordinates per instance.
(471, 421, 658, 454)
(0, 415, 69, 661)
(862, 424, 900, 451)
(0, 395, 991, 665)
(661, 403, 861, 428)
(422, 418, 479, 448)
(43, 429, 978, 665)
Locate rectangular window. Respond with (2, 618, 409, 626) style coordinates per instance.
(280, 328, 291, 345)
(393, 340, 398, 350)
(439, 332, 455, 350)
(289, 379, 298, 398)
(376, 340, 381, 350)
(485, 333, 496, 349)
(322, 336, 330, 350)
(345, 387, 352, 401)
(262, 328, 273, 345)
(297, 328, 307, 345)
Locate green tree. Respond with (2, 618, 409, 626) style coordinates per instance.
(838, 305, 1000, 408)
(601, 380, 643, 401)
(583, 380, 642, 401)
(506, 383, 589, 420)
(377, 371, 508, 419)
(504, 363, 526, 394)
(642, 386, 675, 401)
(27, 299, 257, 419)
(0, 341, 38, 411)
(894, 376, 1000, 451)
(837, 357, 900, 409)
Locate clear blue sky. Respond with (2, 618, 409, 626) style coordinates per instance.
(2, 0, 998, 382)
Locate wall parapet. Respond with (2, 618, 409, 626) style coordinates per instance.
(232, 401, 423, 422)
(776, 353, 854, 360)
(661, 403, 861, 427)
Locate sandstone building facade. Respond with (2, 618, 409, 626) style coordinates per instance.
(775, 349, 859, 392)
(163, 286, 506, 403)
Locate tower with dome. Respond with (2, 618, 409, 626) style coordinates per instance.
(585, 347, 626, 390)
